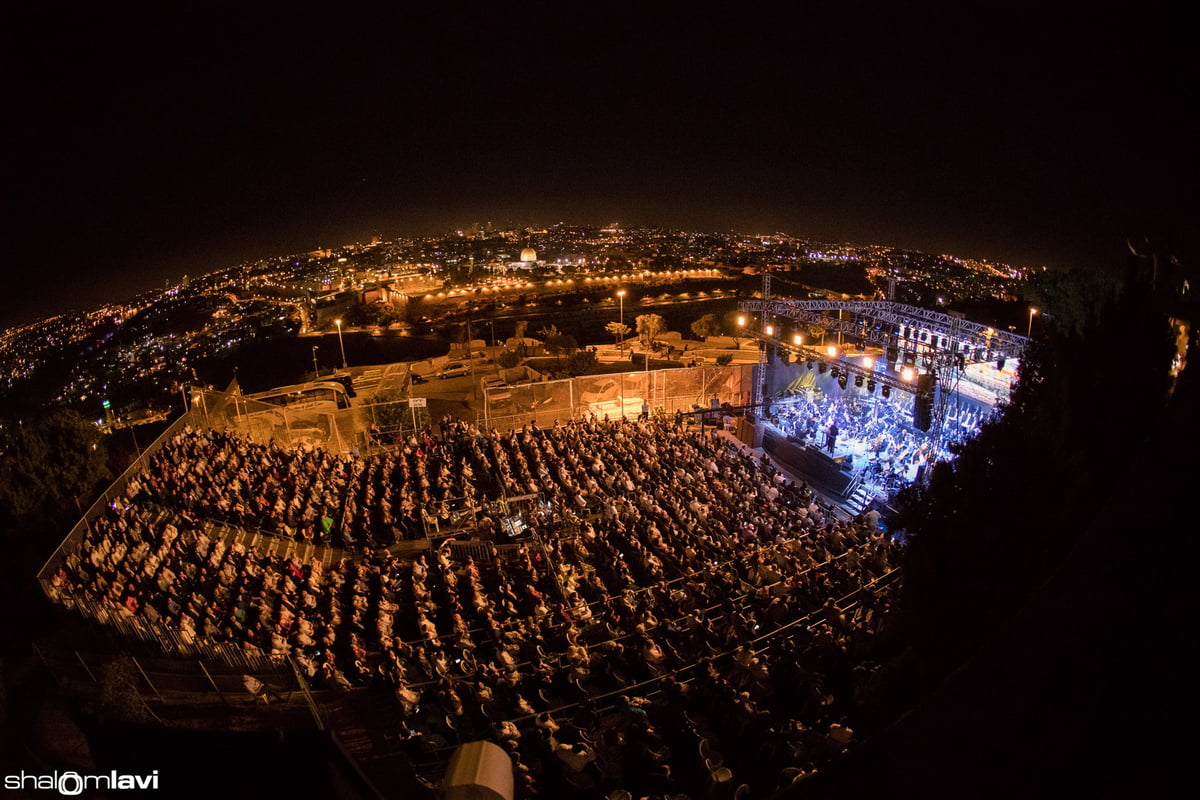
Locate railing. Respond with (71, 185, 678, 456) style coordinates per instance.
(37, 409, 198, 591)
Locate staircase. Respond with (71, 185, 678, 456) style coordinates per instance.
(840, 471, 880, 515)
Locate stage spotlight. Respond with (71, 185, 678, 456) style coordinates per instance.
(866, 379, 876, 393)
(881, 385, 891, 398)
(818, 363, 827, 374)
(854, 375, 864, 387)
(901, 367, 915, 382)
(862, 357, 874, 368)
(997, 357, 1006, 371)
(806, 360, 814, 370)
(838, 374, 848, 389)
(830, 367, 840, 379)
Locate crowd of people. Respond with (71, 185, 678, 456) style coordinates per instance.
(772, 388, 989, 489)
(48, 416, 902, 799)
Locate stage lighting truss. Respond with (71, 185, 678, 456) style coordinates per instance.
(738, 298, 1029, 377)
(754, 332, 934, 401)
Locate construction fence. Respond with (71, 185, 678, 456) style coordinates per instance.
(191, 363, 756, 454)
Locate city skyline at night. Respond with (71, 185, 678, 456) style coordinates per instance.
(9, 4, 1193, 332)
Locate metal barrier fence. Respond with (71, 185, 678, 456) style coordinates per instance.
(444, 539, 536, 565)
(187, 364, 755, 455)
(34, 644, 303, 706)
(44, 589, 283, 672)
(193, 388, 355, 452)
(36, 409, 198, 590)
(481, 363, 753, 431)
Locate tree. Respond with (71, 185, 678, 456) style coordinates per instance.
(0, 409, 111, 542)
(635, 314, 667, 349)
(690, 313, 723, 341)
(893, 274, 1177, 668)
(539, 324, 578, 367)
(715, 353, 734, 366)
(566, 348, 598, 376)
(606, 321, 632, 350)
(1026, 267, 1119, 335)
(497, 350, 522, 369)
(97, 655, 150, 722)
(369, 391, 410, 433)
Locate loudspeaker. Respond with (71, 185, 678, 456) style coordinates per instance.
(913, 373, 936, 431)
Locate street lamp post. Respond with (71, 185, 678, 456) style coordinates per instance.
(617, 289, 627, 351)
(619, 289, 628, 347)
(335, 318, 348, 369)
(312, 345, 320, 377)
(1027, 307, 1038, 338)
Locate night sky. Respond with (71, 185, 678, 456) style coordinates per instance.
(8, 2, 1194, 330)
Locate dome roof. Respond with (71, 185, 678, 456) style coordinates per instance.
(519, 247, 537, 262)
